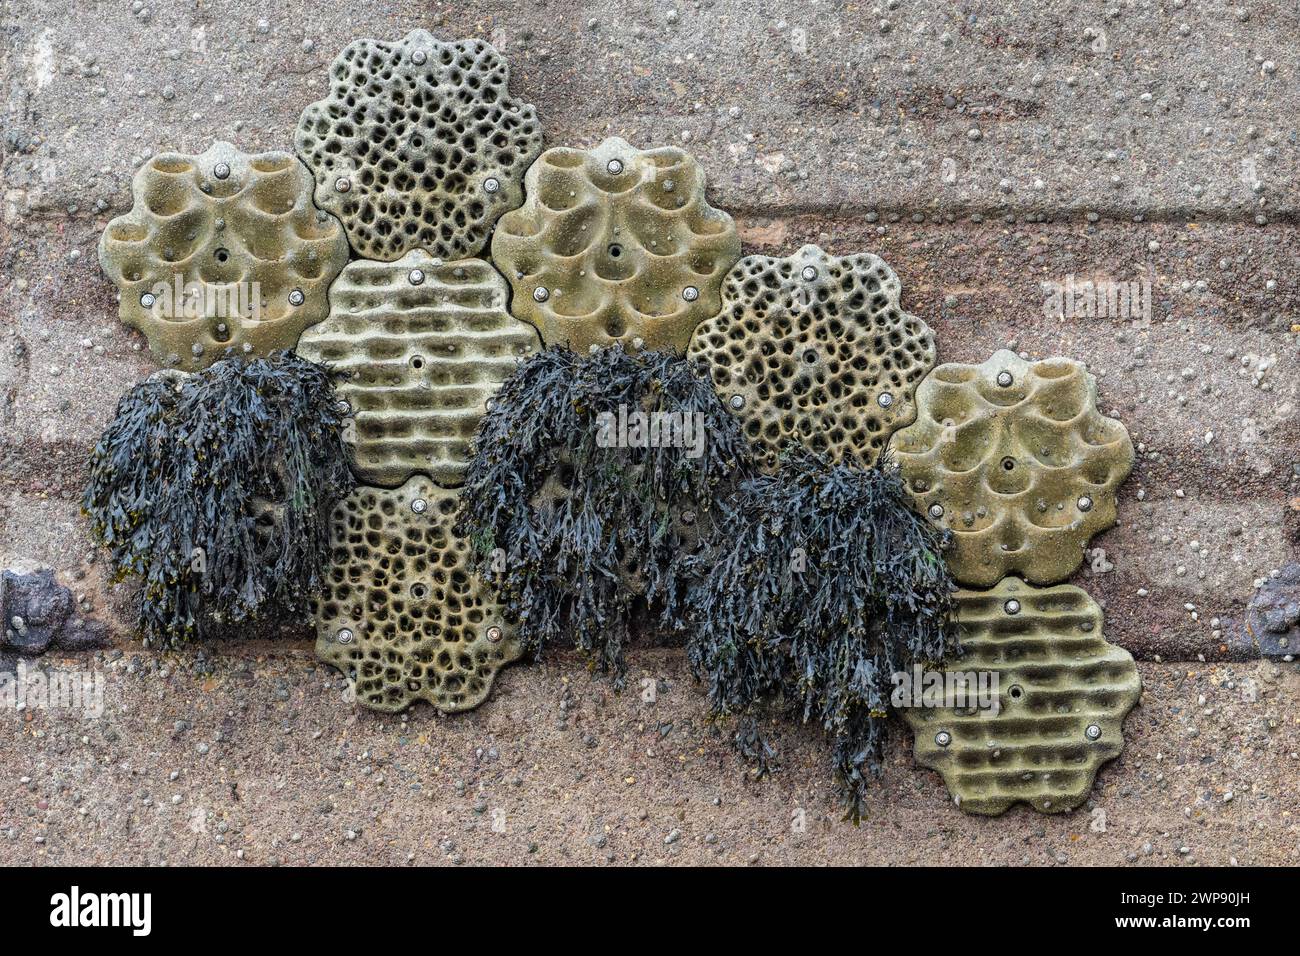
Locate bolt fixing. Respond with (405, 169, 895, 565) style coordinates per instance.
(877, 391, 894, 408)
(288, 288, 305, 306)
(409, 269, 425, 286)
(935, 731, 952, 747)
(1085, 724, 1102, 740)
(606, 158, 624, 174)
(996, 370, 1014, 387)
(682, 286, 700, 302)
(410, 498, 427, 514)
(801, 265, 818, 281)
(1004, 599, 1021, 615)
(533, 286, 550, 303)
(213, 162, 231, 180)
(336, 628, 354, 645)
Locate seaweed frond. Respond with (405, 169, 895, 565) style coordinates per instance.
(82, 351, 354, 645)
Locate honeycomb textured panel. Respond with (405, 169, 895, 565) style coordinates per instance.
(901, 577, 1141, 815)
(892, 349, 1133, 586)
(296, 251, 539, 487)
(313, 477, 522, 713)
(295, 31, 543, 261)
(98, 141, 349, 370)
(687, 244, 936, 472)
(491, 136, 741, 352)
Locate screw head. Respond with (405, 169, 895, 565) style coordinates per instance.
(213, 162, 231, 180)
(334, 176, 352, 193)
(800, 265, 818, 281)
(996, 370, 1014, 387)
(483, 176, 500, 194)
(682, 286, 700, 302)
(532, 286, 550, 303)
(408, 269, 425, 286)
(877, 391, 894, 408)
(1004, 598, 1022, 615)
(935, 731, 952, 747)
(337, 399, 352, 415)
(1077, 495, 1094, 512)
(288, 288, 305, 307)
(606, 158, 624, 175)
(928, 503, 945, 519)
(336, 627, 354, 645)
(681, 509, 697, 525)
(1085, 724, 1102, 740)
(139, 292, 157, 308)
(410, 498, 427, 514)
(486, 625, 503, 643)
(728, 394, 746, 410)
(411, 49, 427, 64)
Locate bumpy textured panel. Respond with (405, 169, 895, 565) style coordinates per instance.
(893, 350, 1133, 586)
(901, 578, 1141, 815)
(491, 137, 741, 352)
(295, 31, 543, 261)
(98, 141, 349, 370)
(313, 477, 522, 713)
(296, 252, 539, 487)
(687, 244, 935, 472)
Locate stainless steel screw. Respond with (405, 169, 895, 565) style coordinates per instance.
(801, 265, 818, 281)
(213, 162, 231, 180)
(1078, 495, 1094, 512)
(408, 269, 425, 286)
(935, 731, 952, 747)
(410, 498, 427, 514)
(877, 391, 894, 408)
(682, 286, 699, 302)
(1004, 598, 1021, 615)
(288, 288, 305, 306)
(411, 49, 427, 65)
(533, 287, 550, 303)
(728, 394, 745, 410)
(1085, 724, 1102, 740)
(486, 625, 503, 643)
(606, 158, 624, 175)
(140, 292, 156, 308)
(483, 177, 500, 194)
(334, 176, 352, 193)
(996, 370, 1014, 387)
(928, 503, 944, 519)
(336, 628, 354, 645)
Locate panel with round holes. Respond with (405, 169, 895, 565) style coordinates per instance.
(295, 30, 543, 262)
(312, 477, 522, 713)
(296, 251, 539, 487)
(687, 244, 936, 472)
(900, 577, 1141, 815)
(491, 136, 741, 353)
(98, 141, 349, 371)
(892, 349, 1133, 586)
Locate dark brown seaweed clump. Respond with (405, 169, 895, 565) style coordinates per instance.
(686, 447, 960, 821)
(456, 345, 754, 683)
(82, 351, 354, 645)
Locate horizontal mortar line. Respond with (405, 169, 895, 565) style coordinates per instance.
(722, 201, 1300, 226)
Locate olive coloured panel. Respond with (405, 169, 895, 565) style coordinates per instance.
(893, 350, 1133, 586)
(313, 477, 522, 713)
(900, 578, 1141, 815)
(492, 136, 740, 353)
(296, 31, 543, 261)
(689, 244, 936, 472)
(296, 252, 539, 487)
(99, 141, 349, 370)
